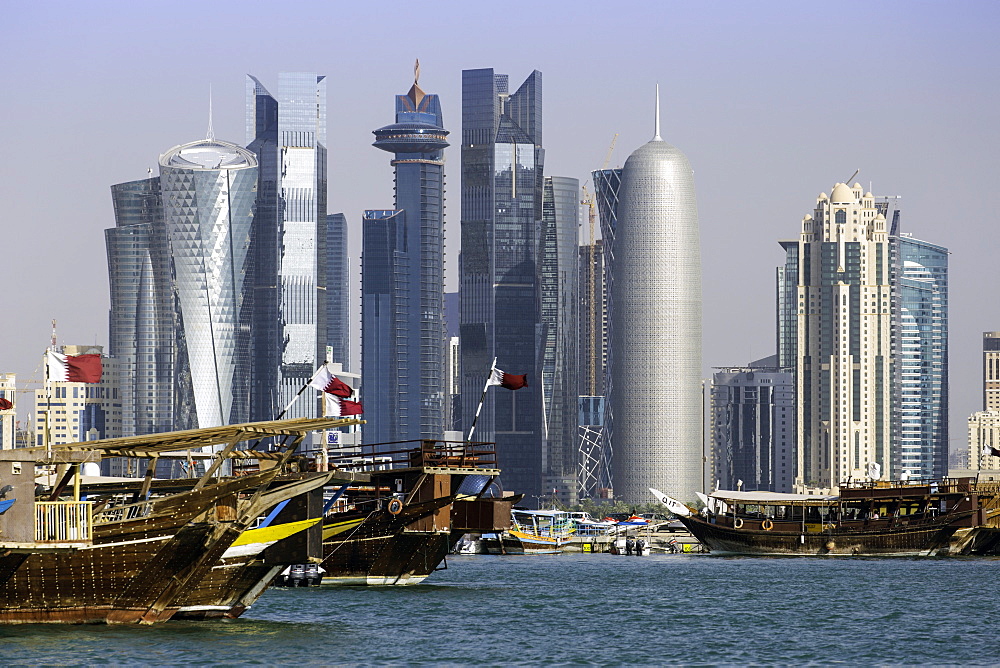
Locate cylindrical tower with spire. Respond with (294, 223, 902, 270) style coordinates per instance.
(610, 87, 703, 503)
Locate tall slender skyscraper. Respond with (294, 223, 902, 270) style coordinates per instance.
(362, 65, 449, 445)
(326, 213, 351, 372)
(541, 176, 580, 504)
(610, 90, 702, 504)
(106, 176, 176, 436)
(246, 73, 328, 423)
(780, 182, 891, 491)
(889, 206, 948, 480)
(159, 139, 258, 428)
(460, 68, 545, 498)
(610, 94, 703, 503)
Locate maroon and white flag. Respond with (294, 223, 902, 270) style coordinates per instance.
(486, 367, 528, 391)
(46, 352, 103, 383)
(324, 394, 364, 417)
(0, 398, 12, 410)
(309, 364, 353, 397)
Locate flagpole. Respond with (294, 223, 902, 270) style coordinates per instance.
(467, 357, 497, 442)
(275, 362, 329, 421)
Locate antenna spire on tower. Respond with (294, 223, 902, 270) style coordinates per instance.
(653, 83, 662, 141)
(206, 84, 215, 142)
(414, 58, 421, 85)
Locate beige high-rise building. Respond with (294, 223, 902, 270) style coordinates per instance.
(0, 373, 15, 450)
(34, 345, 121, 447)
(984, 332, 1000, 411)
(968, 411, 1000, 470)
(782, 183, 891, 492)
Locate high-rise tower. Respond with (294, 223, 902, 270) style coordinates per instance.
(460, 68, 545, 499)
(610, 89, 702, 504)
(541, 176, 580, 504)
(781, 182, 891, 491)
(362, 64, 449, 445)
(159, 139, 258, 429)
(326, 213, 351, 372)
(106, 176, 176, 436)
(888, 205, 948, 480)
(985, 332, 1000, 411)
(246, 73, 328, 423)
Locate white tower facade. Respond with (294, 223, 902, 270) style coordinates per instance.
(792, 183, 891, 491)
(610, 91, 702, 503)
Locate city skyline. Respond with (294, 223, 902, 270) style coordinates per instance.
(2, 2, 998, 451)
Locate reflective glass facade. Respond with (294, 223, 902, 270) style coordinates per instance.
(591, 169, 621, 492)
(711, 361, 794, 493)
(541, 176, 579, 504)
(246, 73, 328, 423)
(106, 177, 176, 437)
(159, 140, 258, 428)
(889, 212, 948, 479)
(362, 77, 449, 445)
(326, 213, 351, 371)
(460, 69, 545, 499)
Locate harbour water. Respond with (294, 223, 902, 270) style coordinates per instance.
(2, 553, 999, 665)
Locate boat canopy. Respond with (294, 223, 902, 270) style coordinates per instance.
(710, 490, 838, 504)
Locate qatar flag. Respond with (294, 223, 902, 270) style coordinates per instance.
(46, 352, 103, 383)
(324, 394, 364, 417)
(0, 398, 12, 410)
(486, 367, 528, 391)
(308, 364, 353, 397)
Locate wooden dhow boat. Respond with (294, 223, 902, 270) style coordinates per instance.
(654, 478, 1000, 557)
(317, 439, 512, 585)
(0, 417, 362, 624)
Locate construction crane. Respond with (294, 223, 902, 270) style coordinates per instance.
(580, 133, 618, 395)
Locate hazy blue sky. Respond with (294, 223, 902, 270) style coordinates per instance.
(2, 1, 997, 450)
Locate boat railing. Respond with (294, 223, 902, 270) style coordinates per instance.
(94, 500, 154, 524)
(34, 501, 93, 543)
(327, 439, 498, 472)
(841, 477, 983, 495)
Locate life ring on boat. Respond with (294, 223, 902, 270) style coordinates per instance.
(762, 519, 774, 531)
(387, 498, 403, 515)
(733, 518, 744, 529)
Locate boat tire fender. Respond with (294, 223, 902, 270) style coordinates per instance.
(762, 519, 774, 531)
(733, 518, 743, 529)
(387, 498, 403, 515)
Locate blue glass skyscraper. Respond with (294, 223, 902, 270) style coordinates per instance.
(887, 202, 949, 479)
(246, 73, 328, 423)
(460, 68, 544, 498)
(362, 66, 448, 444)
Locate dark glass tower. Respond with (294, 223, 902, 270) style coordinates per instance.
(326, 213, 351, 372)
(460, 68, 544, 499)
(246, 73, 328, 424)
(362, 66, 448, 444)
(105, 177, 175, 437)
(541, 176, 580, 504)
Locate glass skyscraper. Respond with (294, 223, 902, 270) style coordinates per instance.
(460, 68, 545, 499)
(362, 68, 449, 445)
(591, 169, 621, 493)
(711, 358, 794, 493)
(106, 176, 176, 437)
(326, 213, 351, 372)
(159, 139, 258, 429)
(541, 176, 580, 504)
(246, 73, 328, 423)
(888, 204, 949, 479)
